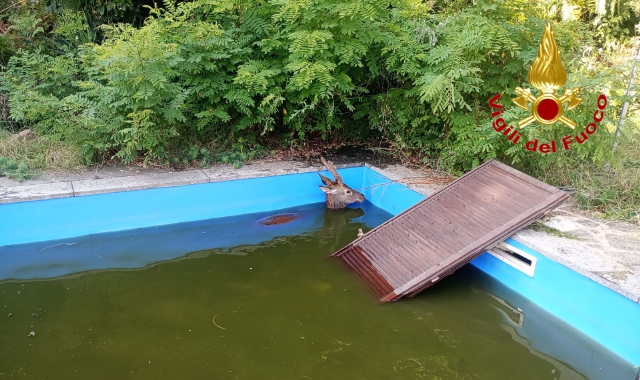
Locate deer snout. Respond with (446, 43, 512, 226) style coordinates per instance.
(347, 189, 365, 203)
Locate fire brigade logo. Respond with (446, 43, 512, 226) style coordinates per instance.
(488, 22, 607, 154)
(511, 22, 583, 129)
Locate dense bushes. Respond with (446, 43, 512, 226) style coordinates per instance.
(4, 0, 427, 162)
(0, 0, 638, 171)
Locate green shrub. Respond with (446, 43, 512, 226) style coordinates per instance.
(0, 156, 37, 181)
(1, 0, 637, 173)
(4, 0, 426, 162)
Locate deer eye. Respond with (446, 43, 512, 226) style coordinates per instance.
(346, 190, 352, 195)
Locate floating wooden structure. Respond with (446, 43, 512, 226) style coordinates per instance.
(331, 159, 569, 302)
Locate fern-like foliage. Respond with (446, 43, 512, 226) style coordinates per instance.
(1, 0, 635, 169)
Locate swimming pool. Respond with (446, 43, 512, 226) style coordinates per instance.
(1, 165, 639, 378)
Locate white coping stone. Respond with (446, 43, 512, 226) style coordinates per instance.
(0, 181, 74, 203)
(512, 209, 640, 304)
(201, 161, 365, 183)
(72, 170, 210, 196)
(0, 166, 178, 188)
(365, 163, 441, 197)
(202, 161, 326, 182)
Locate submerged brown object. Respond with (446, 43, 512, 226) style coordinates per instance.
(318, 157, 365, 209)
(331, 159, 569, 302)
(257, 213, 299, 225)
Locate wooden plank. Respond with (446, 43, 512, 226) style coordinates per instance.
(332, 159, 569, 302)
(391, 192, 567, 297)
(332, 160, 495, 257)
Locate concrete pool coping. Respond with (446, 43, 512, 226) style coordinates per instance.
(1, 160, 639, 304)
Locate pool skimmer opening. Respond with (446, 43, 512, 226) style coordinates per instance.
(487, 242, 537, 277)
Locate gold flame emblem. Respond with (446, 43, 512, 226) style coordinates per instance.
(512, 22, 582, 129)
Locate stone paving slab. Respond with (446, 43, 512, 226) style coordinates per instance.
(0, 173, 86, 188)
(201, 160, 333, 182)
(512, 203, 640, 303)
(0, 166, 175, 188)
(364, 163, 441, 196)
(72, 170, 210, 196)
(0, 161, 367, 203)
(208, 161, 367, 181)
(0, 181, 74, 204)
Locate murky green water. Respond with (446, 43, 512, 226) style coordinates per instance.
(0, 203, 633, 379)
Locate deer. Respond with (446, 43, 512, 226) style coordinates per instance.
(257, 157, 366, 226)
(317, 156, 365, 209)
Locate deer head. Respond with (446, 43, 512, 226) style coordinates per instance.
(318, 157, 365, 209)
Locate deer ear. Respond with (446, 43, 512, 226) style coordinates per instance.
(319, 185, 336, 194)
(318, 173, 333, 186)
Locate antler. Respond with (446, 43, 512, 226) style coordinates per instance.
(320, 156, 343, 184)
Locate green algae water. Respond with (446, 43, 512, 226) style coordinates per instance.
(0, 202, 635, 380)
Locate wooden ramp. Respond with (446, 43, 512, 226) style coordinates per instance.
(331, 159, 569, 302)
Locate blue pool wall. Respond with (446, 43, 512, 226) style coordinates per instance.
(0, 203, 325, 281)
(1, 166, 639, 369)
(1, 168, 361, 246)
(472, 240, 640, 370)
(0, 202, 389, 282)
(474, 265, 638, 380)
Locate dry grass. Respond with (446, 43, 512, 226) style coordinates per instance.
(0, 130, 86, 173)
(535, 138, 640, 225)
(581, 141, 640, 225)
